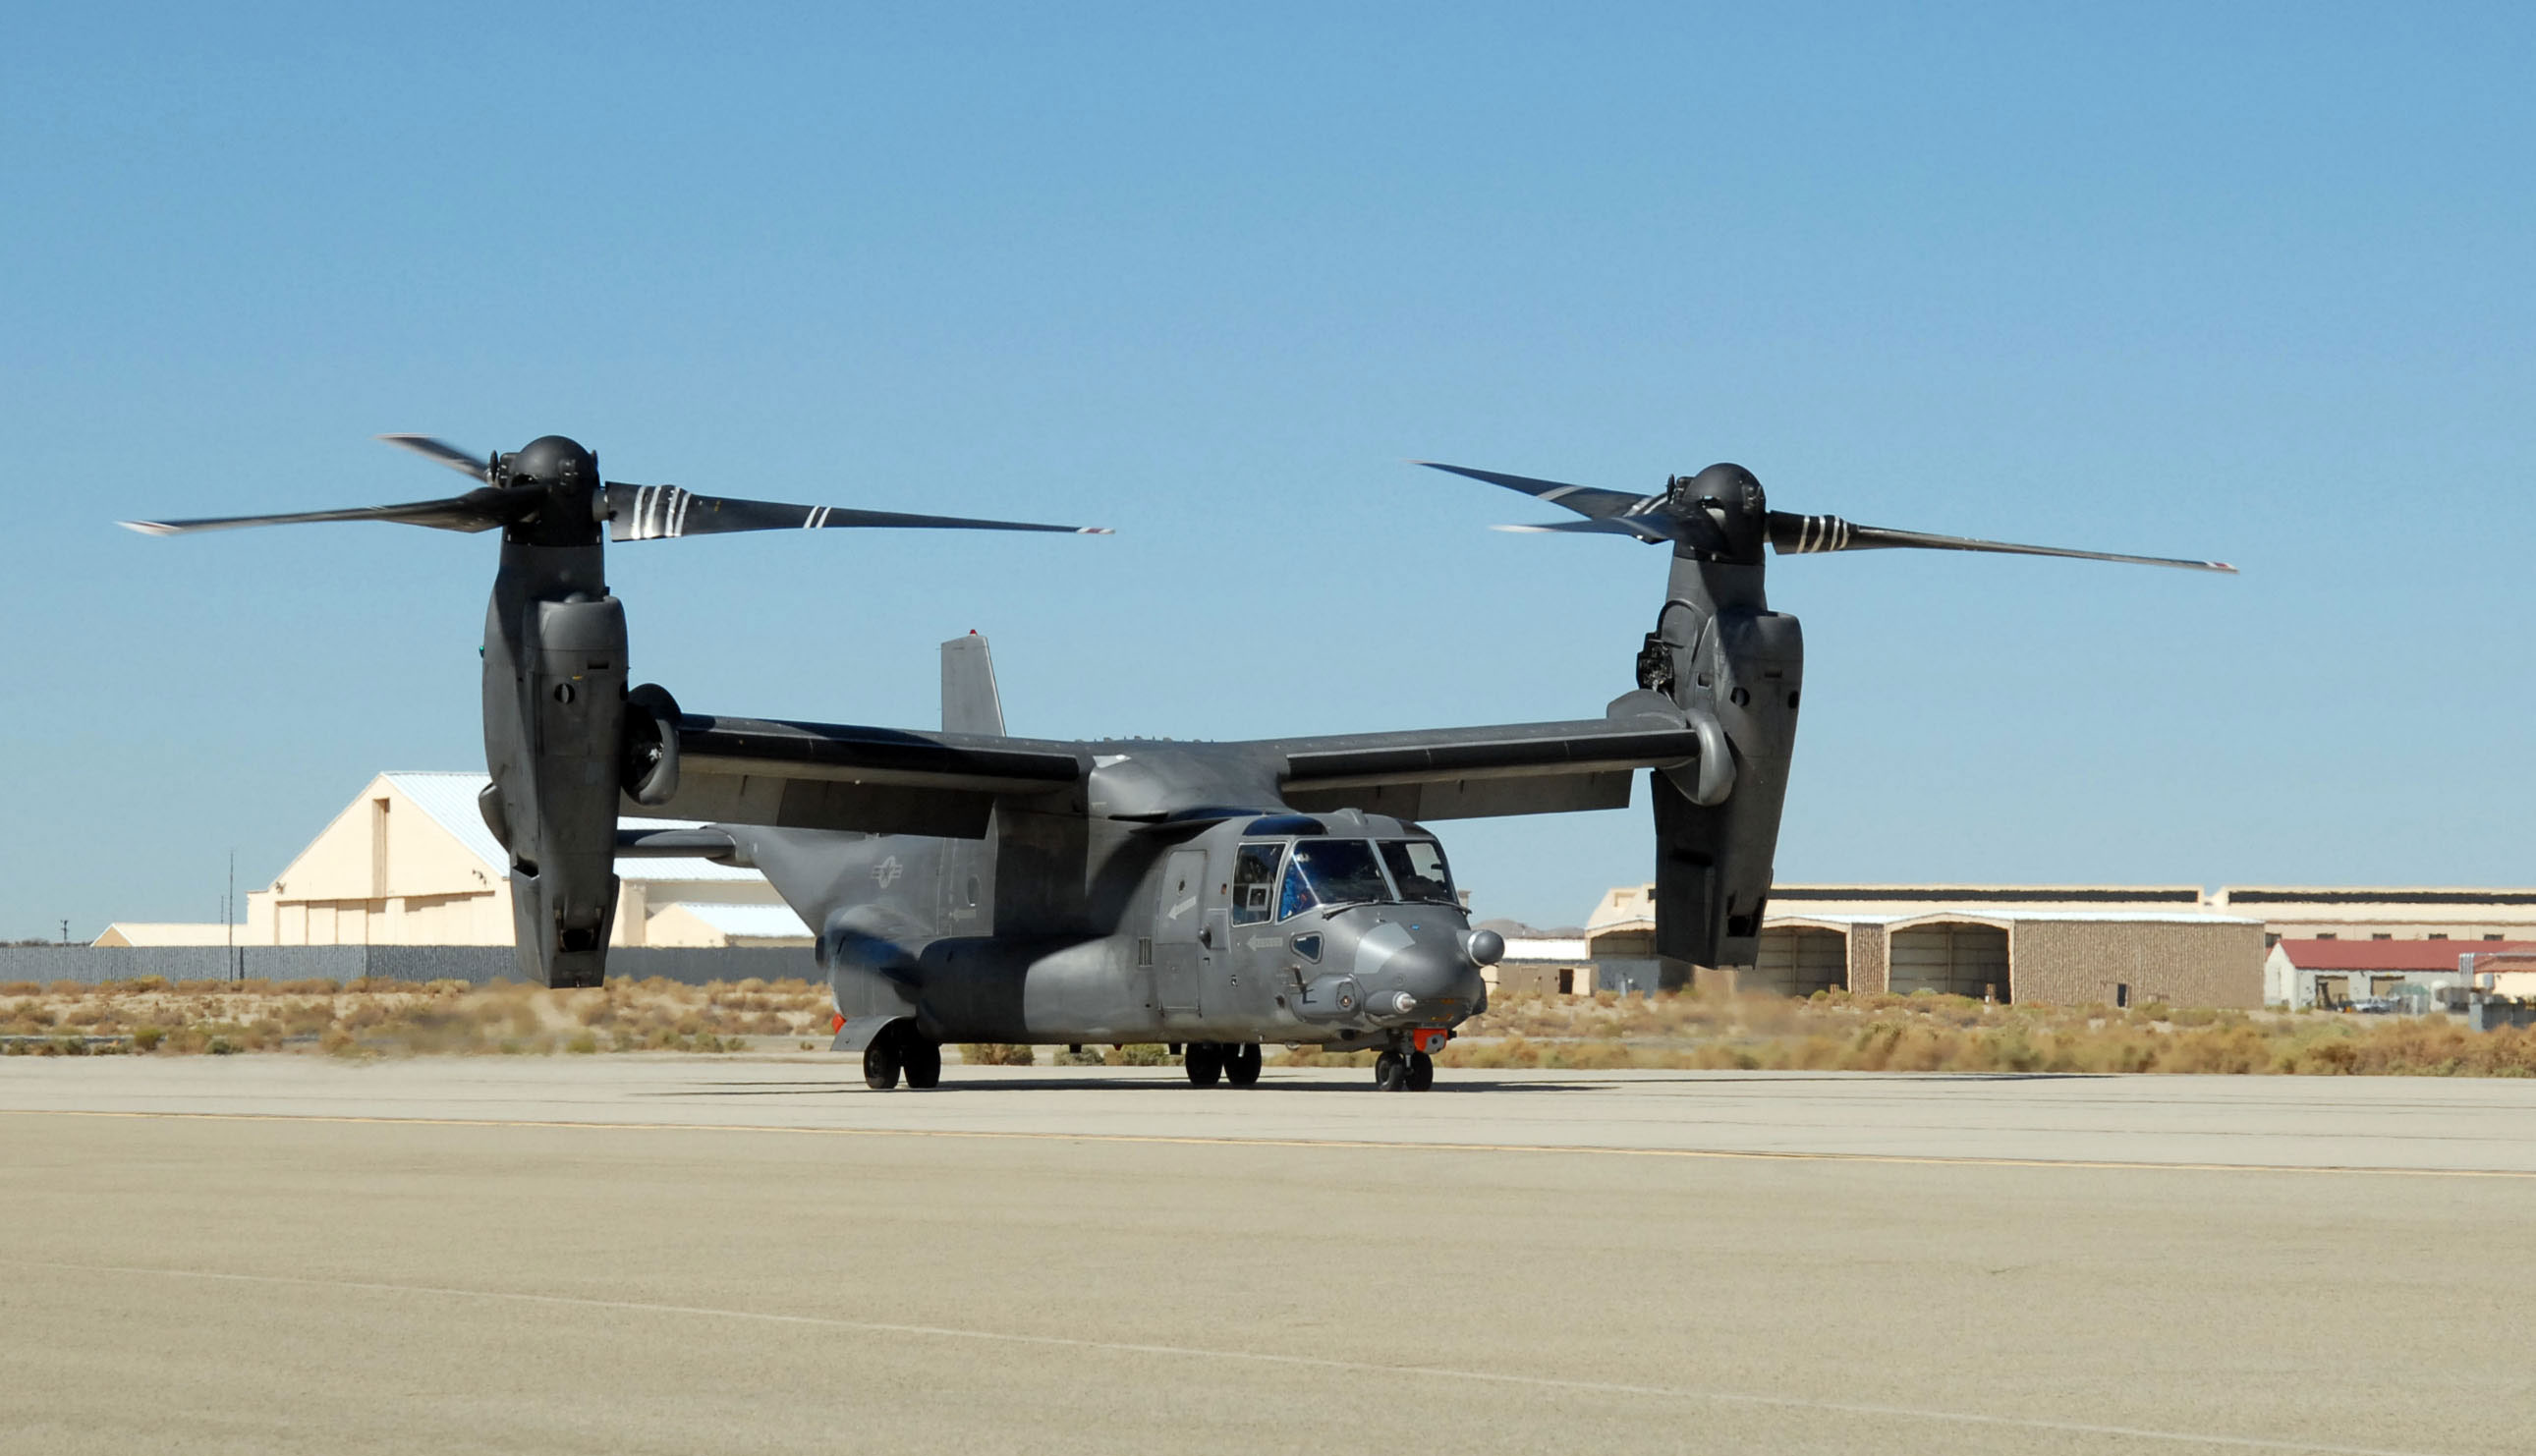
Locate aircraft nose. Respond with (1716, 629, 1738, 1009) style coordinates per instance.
(1333, 912, 1486, 1021)
(1364, 939, 1485, 1021)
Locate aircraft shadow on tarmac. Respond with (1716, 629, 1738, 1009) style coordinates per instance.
(645, 1070, 2107, 1098)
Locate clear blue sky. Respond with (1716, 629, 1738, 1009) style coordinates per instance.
(4, 3, 2530, 938)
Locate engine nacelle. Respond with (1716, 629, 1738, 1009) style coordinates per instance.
(1645, 549, 1803, 980)
(481, 541, 628, 987)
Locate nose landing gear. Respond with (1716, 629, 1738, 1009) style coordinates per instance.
(1373, 1048, 1435, 1092)
(1375, 1030, 1445, 1091)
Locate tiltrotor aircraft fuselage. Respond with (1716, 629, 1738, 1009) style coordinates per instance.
(130, 434, 2229, 1092)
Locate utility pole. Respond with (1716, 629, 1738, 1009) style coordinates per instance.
(59, 919, 68, 946)
(227, 851, 238, 982)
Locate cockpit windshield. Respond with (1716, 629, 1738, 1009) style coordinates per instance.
(1277, 838, 1391, 919)
(1380, 839, 1456, 905)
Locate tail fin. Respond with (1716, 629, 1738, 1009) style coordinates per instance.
(940, 633, 1006, 735)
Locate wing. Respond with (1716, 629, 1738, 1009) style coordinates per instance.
(1266, 696, 1711, 820)
(638, 712, 1086, 838)
(637, 694, 1711, 834)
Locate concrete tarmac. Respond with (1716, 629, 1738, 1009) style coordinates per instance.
(3, 1057, 2530, 1455)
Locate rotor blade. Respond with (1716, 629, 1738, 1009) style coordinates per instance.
(1414, 462, 1655, 521)
(602, 483, 1111, 542)
(1493, 517, 1675, 543)
(1768, 512, 2235, 574)
(377, 434, 492, 481)
(121, 489, 526, 536)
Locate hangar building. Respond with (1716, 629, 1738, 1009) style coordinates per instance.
(1537, 882, 2536, 1007)
(1567, 885, 2264, 1007)
(96, 772, 810, 951)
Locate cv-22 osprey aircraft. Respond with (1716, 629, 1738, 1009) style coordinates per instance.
(128, 435, 2230, 1092)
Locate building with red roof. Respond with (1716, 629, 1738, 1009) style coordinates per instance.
(2266, 938, 2536, 1009)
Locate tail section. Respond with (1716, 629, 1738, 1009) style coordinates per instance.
(941, 633, 1006, 735)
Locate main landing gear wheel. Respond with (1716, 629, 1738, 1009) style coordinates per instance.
(902, 1035, 942, 1090)
(864, 1024, 938, 1091)
(863, 1036, 901, 1092)
(1374, 1049, 1409, 1092)
(1185, 1041, 1224, 1087)
(1406, 1050, 1434, 1092)
(1223, 1042, 1263, 1087)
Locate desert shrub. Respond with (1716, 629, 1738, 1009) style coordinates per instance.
(132, 1026, 164, 1052)
(565, 1031, 599, 1054)
(961, 1042, 1037, 1066)
(1052, 1044, 1104, 1066)
(1104, 1042, 1173, 1066)
(1278, 1044, 1378, 1067)
(0, 981, 39, 997)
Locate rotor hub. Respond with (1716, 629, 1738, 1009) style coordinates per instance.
(1669, 463, 1768, 564)
(500, 435, 604, 546)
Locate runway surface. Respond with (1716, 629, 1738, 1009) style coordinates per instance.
(4, 1057, 2530, 1454)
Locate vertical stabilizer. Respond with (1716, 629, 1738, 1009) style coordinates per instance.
(940, 633, 1006, 735)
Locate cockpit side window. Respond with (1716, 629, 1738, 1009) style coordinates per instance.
(1233, 843, 1281, 924)
(1379, 839, 1457, 905)
(1281, 838, 1391, 918)
(1277, 856, 1318, 920)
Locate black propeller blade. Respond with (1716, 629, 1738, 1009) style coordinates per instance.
(125, 436, 1111, 540)
(377, 433, 494, 482)
(1416, 462, 1730, 553)
(1427, 460, 2233, 575)
(602, 483, 1111, 541)
(121, 488, 533, 536)
(1767, 512, 2233, 574)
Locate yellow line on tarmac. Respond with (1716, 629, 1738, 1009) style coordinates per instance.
(5, 1105, 2532, 1180)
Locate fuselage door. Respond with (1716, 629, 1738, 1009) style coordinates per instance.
(1154, 847, 1207, 1016)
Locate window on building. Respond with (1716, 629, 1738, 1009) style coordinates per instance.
(2371, 933, 2393, 941)
(2486, 934, 2505, 942)
(2316, 933, 2338, 940)
(2429, 933, 2449, 940)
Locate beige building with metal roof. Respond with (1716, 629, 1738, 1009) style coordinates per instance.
(95, 772, 810, 951)
(1559, 881, 2536, 1008)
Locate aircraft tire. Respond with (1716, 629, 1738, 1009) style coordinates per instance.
(863, 1036, 902, 1092)
(1374, 1050, 1408, 1092)
(903, 1035, 942, 1090)
(1406, 1050, 1434, 1092)
(1224, 1043, 1262, 1087)
(1185, 1042, 1224, 1086)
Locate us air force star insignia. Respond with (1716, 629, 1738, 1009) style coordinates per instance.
(874, 856, 903, 888)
